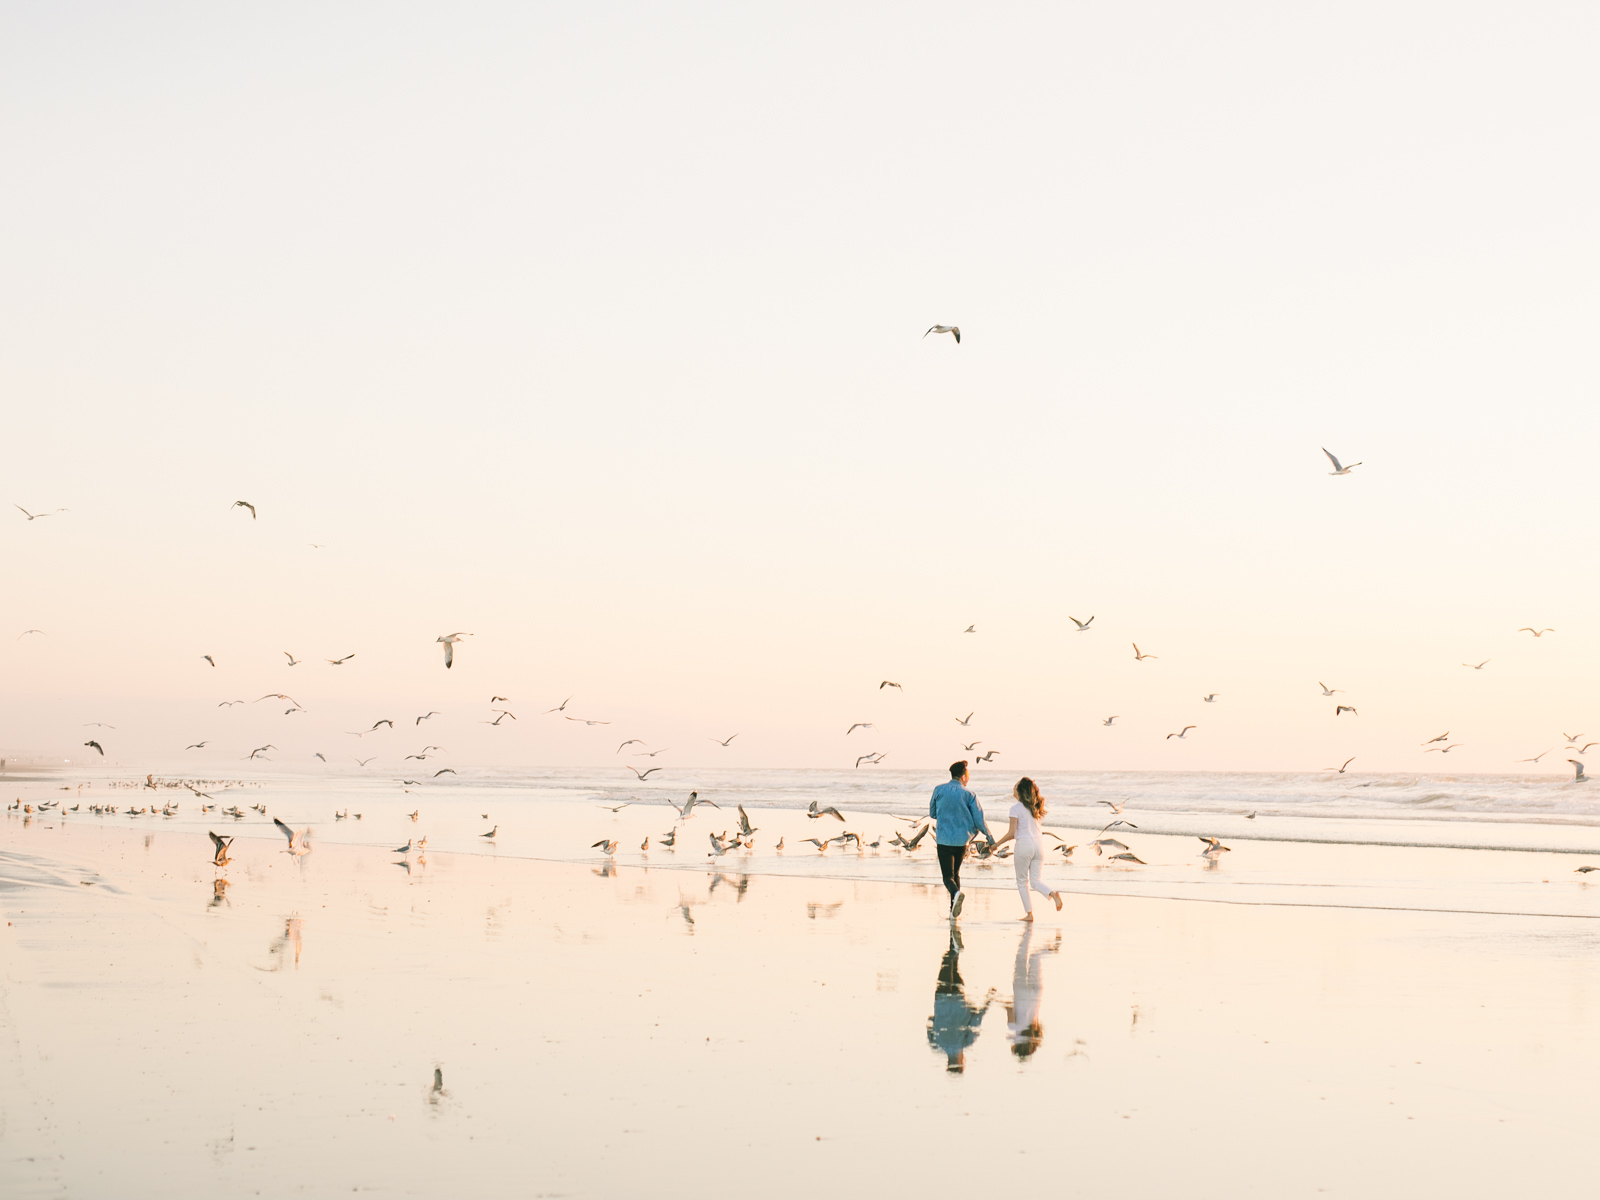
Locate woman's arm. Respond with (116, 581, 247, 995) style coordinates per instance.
(992, 816, 1018, 848)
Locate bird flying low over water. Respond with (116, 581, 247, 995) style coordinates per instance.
(1322, 448, 1361, 475)
(629, 766, 662, 781)
(437, 632, 471, 668)
(1519, 627, 1554, 637)
(84, 740, 104, 755)
(1569, 760, 1589, 782)
(807, 800, 846, 821)
(1069, 615, 1094, 632)
(1132, 644, 1156, 661)
(230, 500, 256, 518)
(272, 817, 311, 856)
(924, 324, 960, 343)
(1336, 706, 1358, 717)
(1108, 852, 1146, 864)
(208, 831, 233, 866)
(1326, 757, 1356, 773)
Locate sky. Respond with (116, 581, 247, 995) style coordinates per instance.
(3, 2, 1599, 775)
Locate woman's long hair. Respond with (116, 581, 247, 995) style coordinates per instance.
(1014, 776, 1045, 819)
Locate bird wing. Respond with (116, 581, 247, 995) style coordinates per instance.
(272, 817, 296, 845)
(1322, 448, 1342, 471)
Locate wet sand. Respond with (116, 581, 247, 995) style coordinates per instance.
(4, 816, 1600, 1198)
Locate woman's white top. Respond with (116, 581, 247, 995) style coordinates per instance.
(1009, 801, 1043, 848)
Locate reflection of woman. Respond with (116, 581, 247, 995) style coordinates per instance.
(1006, 924, 1057, 1061)
(990, 777, 1062, 921)
(926, 930, 996, 1073)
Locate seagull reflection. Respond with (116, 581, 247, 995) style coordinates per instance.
(427, 1066, 448, 1107)
(1006, 925, 1060, 1061)
(593, 860, 617, 878)
(926, 928, 996, 1074)
(267, 916, 304, 969)
(209, 878, 231, 908)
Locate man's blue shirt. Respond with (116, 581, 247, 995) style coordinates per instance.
(929, 779, 992, 846)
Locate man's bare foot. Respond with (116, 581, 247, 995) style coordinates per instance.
(1052, 892, 1063, 911)
(1020, 912, 1034, 921)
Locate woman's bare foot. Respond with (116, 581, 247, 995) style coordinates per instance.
(1052, 892, 1063, 911)
(1020, 912, 1034, 922)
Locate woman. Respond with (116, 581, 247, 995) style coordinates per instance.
(990, 776, 1062, 920)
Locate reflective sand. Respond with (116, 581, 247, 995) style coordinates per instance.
(4, 805, 1600, 1198)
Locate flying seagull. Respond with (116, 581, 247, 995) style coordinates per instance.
(1102, 716, 1119, 726)
(353, 756, 375, 766)
(256, 693, 302, 706)
(231, 500, 257, 519)
(1069, 615, 1094, 632)
(1462, 660, 1490, 670)
(592, 839, 618, 855)
(1569, 760, 1589, 782)
(854, 753, 882, 768)
(1326, 757, 1356, 773)
(1322, 448, 1361, 475)
(416, 712, 440, 725)
(272, 817, 311, 856)
(218, 700, 243, 707)
(1319, 682, 1342, 696)
(1423, 744, 1461, 754)
(1336, 706, 1358, 716)
(544, 696, 573, 714)
(924, 324, 960, 343)
(1166, 726, 1195, 740)
(203, 655, 216, 667)
(845, 723, 874, 735)
(710, 734, 739, 747)
(975, 750, 999, 763)
(1132, 643, 1157, 661)
(1202, 694, 1218, 703)
(1519, 627, 1554, 637)
(879, 681, 902, 691)
(629, 766, 662, 781)
(963, 625, 976, 633)
(807, 801, 846, 822)
(565, 716, 609, 726)
(16, 629, 43, 639)
(84, 740, 104, 756)
(1424, 732, 1450, 744)
(432, 768, 456, 777)
(961, 741, 982, 752)
(208, 830, 234, 867)
(15, 505, 67, 520)
(1518, 750, 1551, 763)
(437, 632, 471, 668)
(955, 713, 974, 726)
(617, 739, 644, 753)
(327, 653, 355, 665)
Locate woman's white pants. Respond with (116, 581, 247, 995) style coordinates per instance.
(1013, 845, 1053, 912)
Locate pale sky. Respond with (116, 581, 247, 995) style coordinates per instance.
(3, 3, 1598, 773)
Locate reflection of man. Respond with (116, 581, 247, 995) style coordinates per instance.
(930, 760, 992, 920)
(926, 930, 996, 1073)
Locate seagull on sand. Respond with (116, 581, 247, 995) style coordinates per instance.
(1069, 615, 1095, 632)
(1322, 448, 1361, 475)
(924, 324, 960, 343)
(208, 831, 234, 866)
(1132, 643, 1157, 661)
(1318, 682, 1342, 696)
(1569, 760, 1589, 782)
(1102, 716, 1119, 726)
(710, 733, 739, 747)
(845, 723, 874, 735)
(629, 766, 662, 781)
(437, 632, 471, 668)
(327, 653, 355, 665)
(83, 740, 104, 755)
(1166, 726, 1195, 740)
(15, 505, 67, 520)
(1326, 757, 1356, 773)
(807, 800, 846, 822)
(482, 826, 497, 838)
(1336, 706, 1358, 717)
(1519, 627, 1554, 637)
(879, 681, 903, 691)
(394, 839, 414, 854)
(272, 817, 311, 856)
(1462, 660, 1490, 670)
(230, 500, 257, 518)
(1518, 751, 1551, 763)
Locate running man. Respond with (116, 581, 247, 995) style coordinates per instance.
(930, 759, 993, 919)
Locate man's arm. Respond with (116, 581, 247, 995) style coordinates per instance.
(929, 786, 940, 822)
(968, 791, 993, 841)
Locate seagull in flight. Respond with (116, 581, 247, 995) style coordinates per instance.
(1325, 757, 1356, 773)
(1069, 615, 1094, 632)
(1569, 760, 1589, 782)
(208, 831, 234, 867)
(1335, 706, 1358, 716)
(202, 655, 216, 667)
(248, 744, 277, 759)
(629, 766, 662, 781)
(218, 700, 243, 707)
(15, 505, 67, 520)
(1102, 716, 1119, 726)
(186, 741, 208, 750)
(353, 756, 375, 767)
(1322, 448, 1361, 475)
(544, 696, 573, 714)
(1423, 744, 1461, 754)
(230, 500, 257, 519)
(283, 652, 301, 666)
(955, 713, 974, 726)
(256, 693, 301, 707)
(1202, 694, 1218, 703)
(617, 739, 644, 753)
(854, 753, 882, 768)
(1132, 644, 1157, 661)
(1318, 682, 1342, 696)
(84, 740, 104, 756)
(879, 681, 903, 691)
(1519, 627, 1554, 637)
(1565, 733, 1585, 745)
(1518, 750, 1551, 763)
(16, 629, 43, 639)
(807, 801, 846, 821)
(327, 653, 355, 665)
(273, 817, 311, 856)
(1166, 726, 1195, 740)
(348, 719, 394, 736)
(416, 712, 440, 725)
(83, 722, 115, 728)
(961, 741, 982, 752)
(1098, 799, 1126, 814)
(487, 710, 517, 725)
(845, 723, 875, 735)
(963, 625, 976, 633)
(924, 324, 960, 343)
(975, 750, 999, 763)
(710, 734, 739, 747)
(566, 716, 609, 726)
(1424, 732, 1450, 744)
(437, 632, 471, 668)
(635, 747, 669, 757)
(432, 768, 456, 777)
(1462, 660, 1490, 670)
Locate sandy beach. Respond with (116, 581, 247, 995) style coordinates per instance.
(5, 774, 1600, 1198)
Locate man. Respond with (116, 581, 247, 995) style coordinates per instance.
(929, 759, 992, 919)
(926, 928, 995, 1073)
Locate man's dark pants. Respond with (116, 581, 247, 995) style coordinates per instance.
(937, 843, 965, 908)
